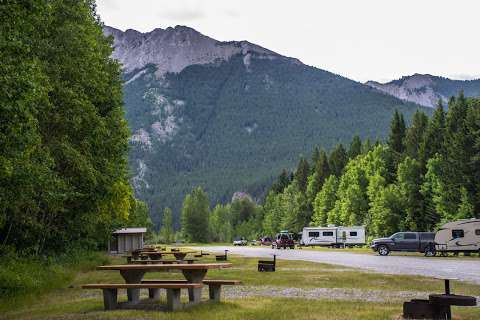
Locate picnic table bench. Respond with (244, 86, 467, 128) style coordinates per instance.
(84, 263, 233, 310)
(142, 279, 241, 302)
(82, 283, 202, 311)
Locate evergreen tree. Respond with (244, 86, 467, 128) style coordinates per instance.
(181, 187, 210, 242)
(306, 149, 330, 205)
(466, 98, 480, 214)
(397, 157, 424, 231)
(348, 135, 362, 159)
(329, 144, 348, 177)
(294, 157, 310, 193)
(362, 138, 373, 154)
(405, 111, 429, 160)
(311, 146, 320, 173)
(230, 197, 256, 228)
(420, 156, 443, 230)
(388, 110, 406, 154)
(419, 101, 446, 169)
(160, 207, 174, 244)
(271, 169, 291, 194)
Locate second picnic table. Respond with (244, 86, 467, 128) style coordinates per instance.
(133, 250, 196, 261)
(96, 262, 232, 303)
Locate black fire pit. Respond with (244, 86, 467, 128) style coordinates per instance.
(403, 278, 477, 320)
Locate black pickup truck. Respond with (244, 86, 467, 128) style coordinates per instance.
(371, 232, 436, 256)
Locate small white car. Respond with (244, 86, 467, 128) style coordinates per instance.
(233, 238, 247, 246)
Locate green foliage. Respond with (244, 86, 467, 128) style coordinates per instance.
(349, 135, 362, 159)
(181, 187, 210, 242)
(258, 95, 480, 238)
(0, 249, 108, 299)
(187, 94, 480, 241)
(329, 144, 348, 177)
(0, 0, 136, 255)
(397, 157, 424, 230)
(209, 204, 233, 242)
(306, 149, 330, 205)
(294, 157, 310, 194)
(405, 111, 429, 160)
(419, 101, 445, 169)
(160, 208, 174, 244)
(312, 175, 338, 227)
(123, 52, 425, 227)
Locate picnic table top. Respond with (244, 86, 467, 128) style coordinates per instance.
(97, 263, 232, 271)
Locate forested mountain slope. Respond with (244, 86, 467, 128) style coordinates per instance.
(105, 26, 428, 227)
(366, 74, 480, 108)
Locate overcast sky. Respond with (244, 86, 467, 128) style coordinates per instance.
(97, 0, 480, 83)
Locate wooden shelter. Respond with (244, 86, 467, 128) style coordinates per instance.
(109, 227, 147, 254)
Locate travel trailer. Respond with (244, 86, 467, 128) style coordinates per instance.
(435, 218, 480, 254)
(300, 225, 366, 247)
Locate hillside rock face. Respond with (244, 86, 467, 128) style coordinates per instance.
(104, 25, 298, 76)
(366, 74, 480, 107)
(104, 25, 425, 227)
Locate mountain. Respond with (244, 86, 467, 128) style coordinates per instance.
(366, 74, 480, 107)
(104, 25, 427, 228)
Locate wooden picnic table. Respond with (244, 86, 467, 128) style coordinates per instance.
(97, 263, 232, 303)
(138, 250, 196, 261)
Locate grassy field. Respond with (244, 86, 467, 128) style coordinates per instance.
(1, 250, 479, 320)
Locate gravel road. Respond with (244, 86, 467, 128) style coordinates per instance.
(194, 246, 480, 285)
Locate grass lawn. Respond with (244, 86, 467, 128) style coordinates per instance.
(1, 251, 479, 320)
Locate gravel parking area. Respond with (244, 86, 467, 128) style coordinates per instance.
(194, 246, 480, 285)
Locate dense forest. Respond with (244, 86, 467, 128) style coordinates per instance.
(122, 49, 425, 229)
(0, 0, 151, 256)
(178, 94, 480, 242)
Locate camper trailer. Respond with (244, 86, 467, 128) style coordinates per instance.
(435, 218, 480, 254)
(300, 225, 366, 247)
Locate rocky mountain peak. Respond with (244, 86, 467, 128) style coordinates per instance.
(366, 74, 443, 108)
(104, 25, 298, 75)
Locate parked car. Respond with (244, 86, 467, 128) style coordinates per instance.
(233, 238, 247, 246)
(250, 239, 258, 246)
(259, 237, 272, 246)
(272, 233, 295, 249)
(371, 232, 435, 256)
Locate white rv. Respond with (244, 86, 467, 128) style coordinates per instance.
(300, 225, 366, 247)
(435, 218, 480, 254)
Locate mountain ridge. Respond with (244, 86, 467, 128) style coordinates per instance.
(104, 25, 301, 76)
(366, 73, 480, 107)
